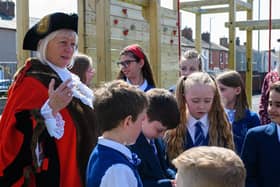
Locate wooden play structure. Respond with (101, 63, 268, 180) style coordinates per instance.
(15, 0, 280, 106)
(180, 0, 280, 106)
(16, 0, 180, 88)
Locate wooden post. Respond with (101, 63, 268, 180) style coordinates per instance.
(96, 0, 111, 83)
(16, 0, 29, 68)
(142, 0, 161, 86)
(77, 0, 86, 53)
(195, 13, 201, 53)
(246, 0, 253, 107)
(228, 0, 236, 70)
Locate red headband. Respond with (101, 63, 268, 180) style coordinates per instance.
(123, 44, 145, 59)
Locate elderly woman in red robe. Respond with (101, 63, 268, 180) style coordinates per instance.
(0, 12, 97, 187)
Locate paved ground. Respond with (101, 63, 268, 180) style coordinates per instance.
(252, 94, 261, 114)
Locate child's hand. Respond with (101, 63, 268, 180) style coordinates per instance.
(170, 179, 176, 187)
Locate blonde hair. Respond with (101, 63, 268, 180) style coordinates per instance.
(164, 72, 234, 160)
(37, 29, 78, 68)
(173, 146, 246, 187)
(180, 49, 202, 71)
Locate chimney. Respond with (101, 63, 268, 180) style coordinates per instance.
(201, 32, 210, 43)
(182, 27, 193, 41)
(220, 37, 228, 47)
(236, 37, 240, 46)
(0, 1, 15, 20)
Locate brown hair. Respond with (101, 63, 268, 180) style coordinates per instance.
(180, 49, 202, 71)
(173, 146, 245, 187)
(164, 72, 234, 160)
(70, 53, 93, 85)
(216, 70, 249, 121)
(146, 88, 180, 129)
(270, 81, 280, 93)
(94, 80, 148, 133)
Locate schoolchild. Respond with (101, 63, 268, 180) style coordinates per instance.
(116, 44, 156, 92)
(173, 146, 246, 187)
(169, 49, 202, 93)
(179, 49, 202, 77)
(259, 65, 280, 124)
(129, 88, 180, 187)
(70, 53, 95, 87)
(216, 70, 260, 155)
(241, 81, 280, 187)
(164, 72, 234, 161)
(86, 80, 148, 187)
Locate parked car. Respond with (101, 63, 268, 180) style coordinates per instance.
(0, 79, 12, 96)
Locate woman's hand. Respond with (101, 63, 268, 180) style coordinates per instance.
(48, 78, 73, 116)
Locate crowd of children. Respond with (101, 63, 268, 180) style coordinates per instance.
(1, 11, 280, 187)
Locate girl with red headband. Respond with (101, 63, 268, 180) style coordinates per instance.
(116, 44, 156, 91)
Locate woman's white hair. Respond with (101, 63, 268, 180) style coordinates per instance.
(36, 29, 78, 68)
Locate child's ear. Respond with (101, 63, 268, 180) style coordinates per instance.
(235, 86, 241, 95)
(122, 115, 133, 129)
(139, 59, 145, 68)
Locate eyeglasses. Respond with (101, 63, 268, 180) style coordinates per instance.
(116, 60, 136, 68)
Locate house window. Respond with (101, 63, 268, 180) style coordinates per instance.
(220, 53, 223, 64)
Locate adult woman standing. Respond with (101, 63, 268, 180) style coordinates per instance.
(0, 13, 97, 187)
(116, 44, 156, 91)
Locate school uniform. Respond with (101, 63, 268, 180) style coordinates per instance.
(129, 133, 175, 187)
(126, 79, 154, 92)
(86, 137, 143, 187)
(225, 109, 260, 155)
(259, 71, 279, 125)
(241, 123, 280, 187)
(184, 114, 210, 149)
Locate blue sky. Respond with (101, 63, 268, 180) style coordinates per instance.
(13, 0, 280, 51)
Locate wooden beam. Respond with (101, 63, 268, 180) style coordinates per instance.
(16, 0, 29, 68)
(180, 0, 228, 8)
(228, 0, 236, 70)
(225, 19, 280, 30)
(180, 0, 251, 9)
(195, 13, 202, 53)
(77, 0, 85, 53)
(142, 0, 161, 86)
(96, 0, 111, 82)
(118, 0, 149, 7)
(182, 6, 249, 14)
(236, 0, 252, 10)
(173, 0, 177, 10)
(246, 0, 253, 108)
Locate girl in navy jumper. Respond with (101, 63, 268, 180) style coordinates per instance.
(216, 70, 260, 155)
(86, 80, 148, 187)
(164, 72, 234, 161)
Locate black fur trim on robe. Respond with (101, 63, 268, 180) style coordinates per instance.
(0, 110, 60, 187)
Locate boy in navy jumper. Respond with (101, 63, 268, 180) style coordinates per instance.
(86, 80, 148, 187)
(129, 88, 180, 187)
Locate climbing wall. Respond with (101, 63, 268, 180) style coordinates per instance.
(84, 0, 179, 88)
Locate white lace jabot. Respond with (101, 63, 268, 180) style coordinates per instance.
(41, 61, 94, 140)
